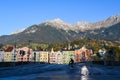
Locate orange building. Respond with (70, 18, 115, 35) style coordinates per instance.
(74, 46, 93, 62)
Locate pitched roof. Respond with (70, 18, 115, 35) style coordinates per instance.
(5, 46, 13, 52)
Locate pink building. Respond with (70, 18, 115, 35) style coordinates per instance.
(17, 47, 32, 62)
(49, 48, 56, 64)
(49, 48, 63, 64)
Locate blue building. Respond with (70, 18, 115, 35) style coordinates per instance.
(0, 51, 4, 62)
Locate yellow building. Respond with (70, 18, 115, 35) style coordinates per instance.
(40, 51, 49, 63)
(4, 46, 14, 62)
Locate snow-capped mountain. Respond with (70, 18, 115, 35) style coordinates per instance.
(0, 14, 120, 44)
(11, 28, 26, 35)
(42, 14, 120, 31)
(73, 22, 93, 31)
(44, 18, 73, 31)
(74, 14, 120, 31)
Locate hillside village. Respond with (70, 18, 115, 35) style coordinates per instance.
(0, 42, 118, 66)
(0, 45, 93, 64)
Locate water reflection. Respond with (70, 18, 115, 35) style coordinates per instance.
(81, 66, 89, 75)
(81, 76, 89, 80)
(81, 65, 89, 80)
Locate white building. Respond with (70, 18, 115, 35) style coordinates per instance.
(56, 51, 63, 64)
(98, 48, 106, 60)
(49, 48, 56, 64)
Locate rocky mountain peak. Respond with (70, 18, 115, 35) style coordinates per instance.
(109, 14, 120, 19)
(74, 14, 120, 31)
(11, 28, 26, 35)
(44, 18, 73, 31)
(0, 14, 120, 44)
(52, 18, 64, 23)
(45, 18, 66, 24)
(106, 14, 120, 23)
(73, 22, 92, 31)
(10, 14, 120, 35)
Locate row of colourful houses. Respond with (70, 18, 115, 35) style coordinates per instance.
(0, 46, 93, 64)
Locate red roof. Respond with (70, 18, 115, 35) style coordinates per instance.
(5, 47, 13, 52)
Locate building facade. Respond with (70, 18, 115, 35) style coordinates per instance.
(0, 51, 4, 62)
(49, 48, 63, 64)
(62, 50, 74, 64)
(4, 46, 16, 62)
(40, 51, 49, 63)
(17, 47, 32, 62)
(56, 51, 63, 64)
(31, 51, 40, 62)
(49, 48, 56, 64)
(74, 46, 93, 62)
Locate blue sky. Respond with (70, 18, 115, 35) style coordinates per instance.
(0, 0, 120, 35)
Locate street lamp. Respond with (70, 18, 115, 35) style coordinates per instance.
(14, 43, 17, 62)
(34, 52, 36, 63)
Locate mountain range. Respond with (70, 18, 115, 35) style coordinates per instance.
(0, 14, 120, 44)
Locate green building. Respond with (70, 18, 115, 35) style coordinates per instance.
(31, 51, 40, 62)
(62, 51, 74, 64)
